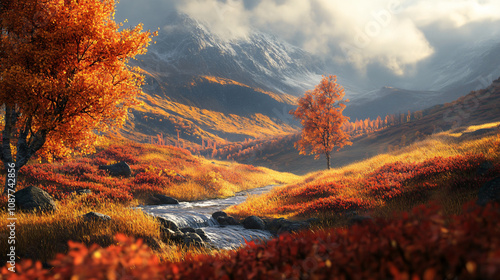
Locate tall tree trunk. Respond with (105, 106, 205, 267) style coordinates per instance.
(326, 152, 331, 170)
(1, 106, 47, 194)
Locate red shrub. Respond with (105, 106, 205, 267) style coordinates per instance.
(4, 202, 500, 279)
(95, 144, 141, 164)
(297, 196, 372, 216)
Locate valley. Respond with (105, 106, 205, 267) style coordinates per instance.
(2, 4, 500, 279)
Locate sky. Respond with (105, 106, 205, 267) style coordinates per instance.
(115, 0, 500, 82)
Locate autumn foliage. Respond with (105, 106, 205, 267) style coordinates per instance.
(0, 0, 154, 192)
(2, 201, 500, 279)
(290, 75, 351, 169)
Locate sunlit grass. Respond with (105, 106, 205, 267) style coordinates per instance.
(227, 123, 500, 220)
(0, 195, 222, 264)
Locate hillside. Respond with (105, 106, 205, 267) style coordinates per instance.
(226, 76, 500, 174)
(0, 140, 298, 264)
(227, 126, 500, 219)
(3, 119, 499, 279)
(121, 74, 299, 143)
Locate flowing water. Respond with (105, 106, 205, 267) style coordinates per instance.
(138, 185, 277, 250)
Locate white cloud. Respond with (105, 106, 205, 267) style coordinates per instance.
(119, 0, 500, 75)
(404, 0, 500, 28)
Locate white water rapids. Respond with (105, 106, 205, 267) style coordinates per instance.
(137, 185, 277, 250)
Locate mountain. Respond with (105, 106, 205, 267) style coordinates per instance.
(125, 12, 339, 144)
(419, 39, 500, 95)
(138, 12, 326, 96)
(344, 39, 500, 119)
(344, 87, 440, 119)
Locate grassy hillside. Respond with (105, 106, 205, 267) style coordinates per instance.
(0, 140, 298, 264)
(121, 72, 299, 144)
(227, 123, 500, 221)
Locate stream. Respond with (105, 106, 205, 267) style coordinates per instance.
(137, 185, 278, 250)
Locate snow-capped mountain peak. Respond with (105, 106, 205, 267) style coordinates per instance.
(144, 12, 326, 96)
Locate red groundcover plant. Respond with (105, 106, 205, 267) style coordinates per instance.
(2, 201, 500, 280)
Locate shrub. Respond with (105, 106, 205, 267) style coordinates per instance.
(4, 202, 500, 279)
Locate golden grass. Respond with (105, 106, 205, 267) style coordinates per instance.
(157, 157, 299, 202)
(0, 195, 221, 264)
(135, 93, 298, 141)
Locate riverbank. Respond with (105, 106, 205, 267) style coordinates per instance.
(0, 142, 298, 265)
(138, 185, 317, 250)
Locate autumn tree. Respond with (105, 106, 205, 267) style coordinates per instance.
(0, 0, 154, 193)
(290, 75, 352, 169)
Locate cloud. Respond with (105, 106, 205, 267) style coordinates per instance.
(178, 0, 251, 40)
(116, 0, 500, 76)
(404, 0, 500, 28)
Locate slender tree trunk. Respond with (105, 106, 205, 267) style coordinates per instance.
(326, 152, 331, 170)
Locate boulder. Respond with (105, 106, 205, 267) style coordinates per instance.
(212, 211, 239, 226)
(82, 212, 111, 222)
(217, 216, 239, 226)
(180, 227, 196, 234)
(169, 231, 185, 243)
(183, 233, 205, 247)
(242, 216, 266, 230)
(477, 177, 500, 206)
(212, 211, 228, 220)
(160, 228, 177, 242)
(148, 194, 179, 205)
(266, 218, 311, 235)
(156, 217, 179, 231)
(195, 228, 210, 242)
(15, 186, 56, 212)
(98, 161, 132, 177)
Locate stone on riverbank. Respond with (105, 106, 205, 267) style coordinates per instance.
(156, 216, 180, 231)
(147, 194, 179, 205)
(265, 218, 312, 235)
(212, 211, 239, 226)
(243, 216, 266, 230)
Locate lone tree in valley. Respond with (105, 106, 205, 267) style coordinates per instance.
(0, 0, 154, 194)
(290, 75, 352, 169)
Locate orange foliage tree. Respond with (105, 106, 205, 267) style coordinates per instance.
(0, 0, 154, 193)
(290, 75, 352, 169)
